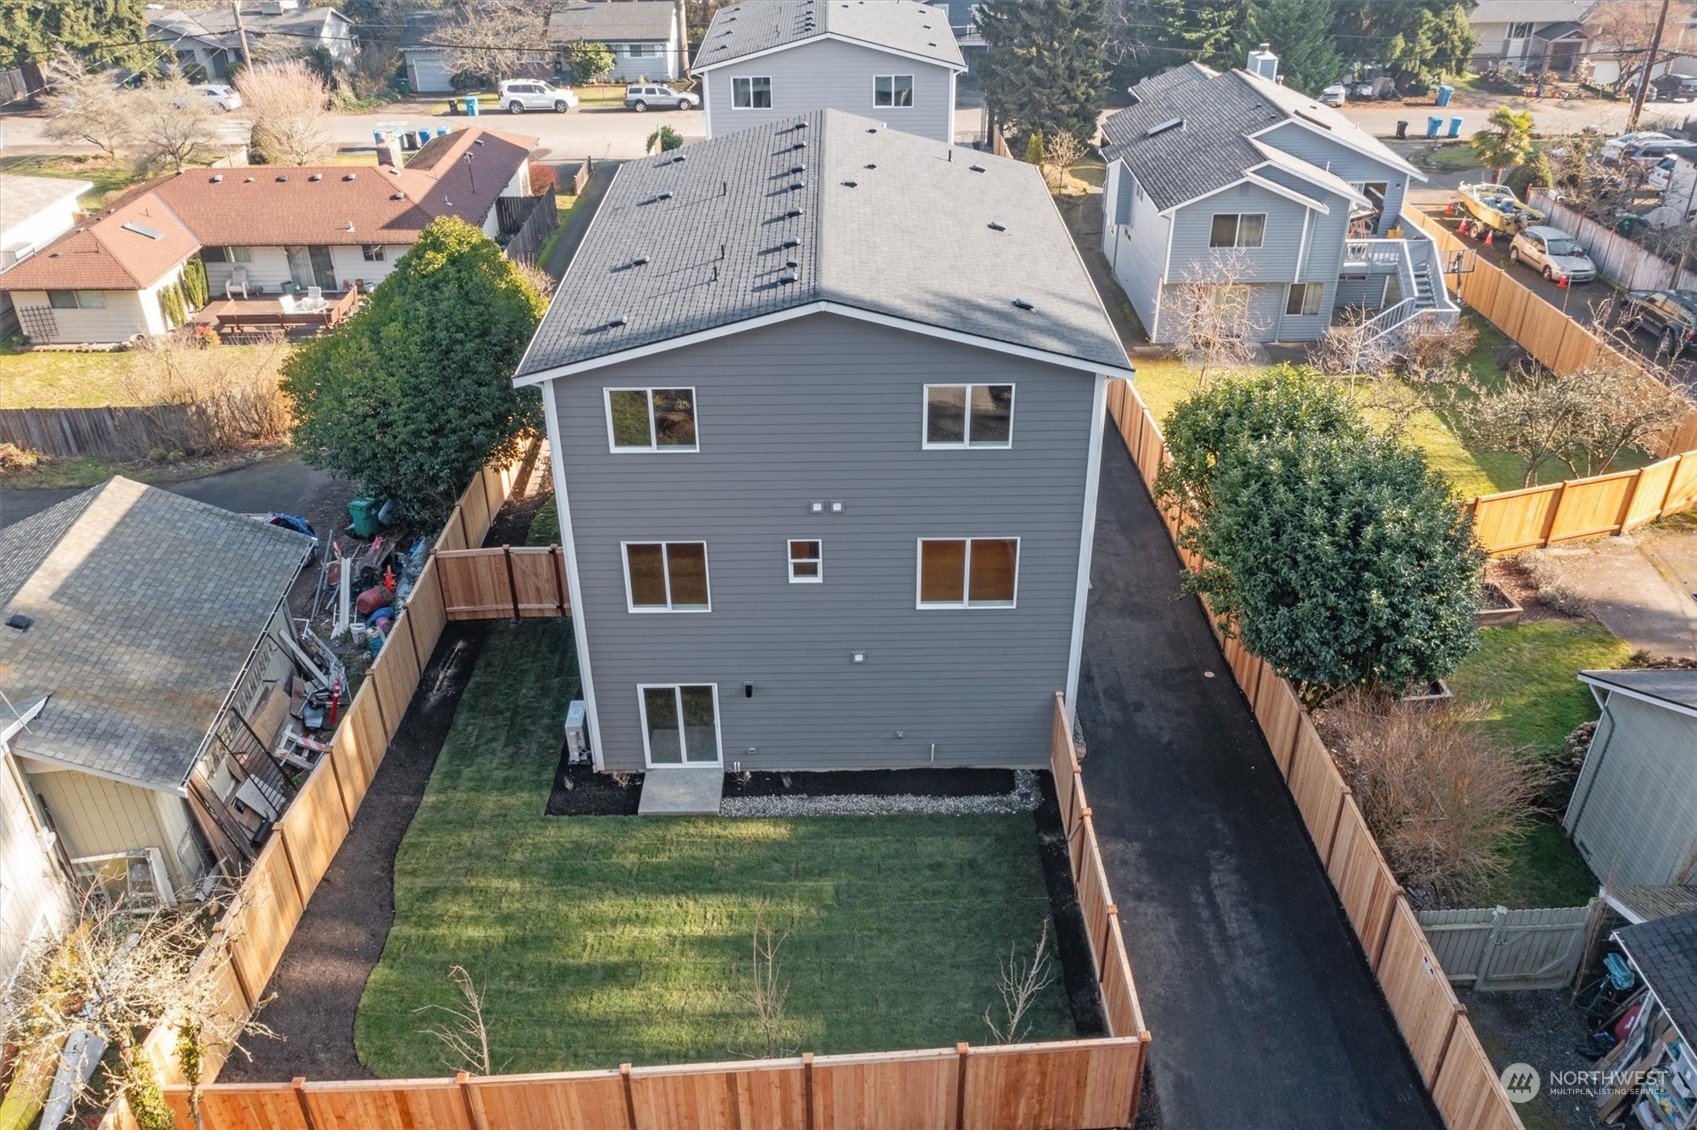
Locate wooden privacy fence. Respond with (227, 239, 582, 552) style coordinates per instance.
(1417, 903, 1598, 991)
(435, 544, 571, 620)
(160, 1038, 1144, 1130)
(1530, 189, 1697, 294)
(0, 405, 197, 459)
(1106, 378, 1526, 1130)
(1462, 451, 1697, 553)
(121, 451, 532, 1100)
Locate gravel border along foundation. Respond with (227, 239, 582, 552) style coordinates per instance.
(718, 769, 1041, 816)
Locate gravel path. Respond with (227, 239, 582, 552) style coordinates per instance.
(719, 769, 1041, 817)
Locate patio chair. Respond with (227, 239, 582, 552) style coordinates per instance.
(225, 266, 249, 300)
(304, 285, 327, 312)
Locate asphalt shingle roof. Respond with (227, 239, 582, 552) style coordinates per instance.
(516, 110, 1129, 378)
(0, 478, 313, 791)
(1616, 909, 1697, 1043)
(547, 0, 675, 43)
(694, 0, 964, 71)
(1100, 63, 1420, 213)
(0, 175, 90, 236)
(1581, 668, 1697, 713)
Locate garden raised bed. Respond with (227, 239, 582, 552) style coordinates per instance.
(1477, 581, 1525, 628)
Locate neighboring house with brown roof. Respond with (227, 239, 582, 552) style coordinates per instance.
(0, 126, 535, 345)
(146, 0, 359, 82)
(0, 478, 317, 898)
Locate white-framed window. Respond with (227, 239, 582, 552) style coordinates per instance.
(202, 245, 253, 263)
(638, 684, 722, 765)
(874, 74, 914, 107)
(622, 541, 710, 612)
(362, 245, 386, 262)
(924, 384, 1014, 448)
(605, 387, 698, 451)
(1285, 282, 1323, 316)
(46, 290, 105, 309)
(732, 76, 772, 108)
(787, 539, 822, 583)
(1508, 21, 1533, 38)
(1209, 213, 1266, 249)
(916, 538, 1019, 608)
(628, 42, 658, 57)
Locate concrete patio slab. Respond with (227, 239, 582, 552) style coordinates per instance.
(637, 767, 724, 816)
(1537, 536, 1697, 659)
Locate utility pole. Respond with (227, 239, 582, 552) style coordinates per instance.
(230, 0, 252, 70)
(1628, 0, 1673, 131)
(675, 0, 690, 78)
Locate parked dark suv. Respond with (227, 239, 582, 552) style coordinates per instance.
(1623, 288, 1697, 355)
(1652, 73, 1697, 102)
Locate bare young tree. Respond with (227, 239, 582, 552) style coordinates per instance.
(41, 48, 133, 159)
(983, 919, 1057, 1044)
(1584, 0, 1697, 94)
(130, 72, 221, 174)
(236, 61, 333, 166)
(1041, 131, 1086, 191)
(742, 904, 794, 1059)
(1, 888, 276, 1130)
(1440, 359, 1690, 486)
(445, 1, 550, 84)
(1306, 308, 1397, 385)
(1396, 311, 1479, 381)
(413, 964, 494, 1075)
(1164, 250, 1267, 385)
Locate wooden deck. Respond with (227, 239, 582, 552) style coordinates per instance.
(195, 288, 361, 337)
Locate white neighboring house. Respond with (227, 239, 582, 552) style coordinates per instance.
(0, 127, 536, 345)
(0, 702, 69, 988)
(547, 0, 685, 82)
(1468, 0, 1595, 75)
(398, 10, 459, 94)
(1099, 57, 1459, 345)
(0, 174, 91, 335)
(693, 0, 965, 143)
(145, 0, 359, 81)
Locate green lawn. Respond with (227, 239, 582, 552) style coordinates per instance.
(1447, 621, 1632, 908)
(0, 343, 285, 409)
(355, 621, 1070, 1075)
(0, 154, 144, 210)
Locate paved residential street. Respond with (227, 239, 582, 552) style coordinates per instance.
(1077, 432, 1443, 1130)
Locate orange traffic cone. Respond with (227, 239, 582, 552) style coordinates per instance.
(1558, 276, 1570, 288)
(1445, 199, 1457, 216)
(1484, 229, 1494, 245)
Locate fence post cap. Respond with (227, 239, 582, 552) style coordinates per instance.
(1105, 903, 1118, 915)
(956, 1042, 971, 1055)
(292, 1077, 307, 1090)
(456, 1071, 471, 1084)
(620, 1063, 633, 1076)
(1080, 806, 1092, 817)
(802, 1051, 814, 1064)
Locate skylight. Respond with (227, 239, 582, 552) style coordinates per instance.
(121, 222, 162, 240)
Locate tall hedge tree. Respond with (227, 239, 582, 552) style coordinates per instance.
(977, 0, 1108, 143)
(1158, 369, 1482, 701)
(0, 0, 153, 70)
(282, 218, 546, 524)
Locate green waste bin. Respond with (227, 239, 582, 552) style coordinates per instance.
(347, 496, 382, 538)
(1617, 214, 1645, 237)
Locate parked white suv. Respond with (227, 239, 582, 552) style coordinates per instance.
(1508, 225, 1596, 284)
(499, 79, 578, 113)
(191, 83, 242, 112)
(1602, 130, 1672, 162)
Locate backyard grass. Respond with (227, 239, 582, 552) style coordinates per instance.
(0, 154, 144, 209)
(354, 620, 1071, 1075)
(0, 343, 288, 408)
(1448, 621, 1633, 908)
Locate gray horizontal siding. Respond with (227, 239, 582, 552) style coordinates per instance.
(703, 38, 954, 142)
(1256, 121, 1412, 237)
(550, 313, 1095, 772)
(1567, 697, 1697, 886)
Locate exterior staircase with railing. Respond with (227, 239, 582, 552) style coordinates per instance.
(1341, 215, 1461, 346)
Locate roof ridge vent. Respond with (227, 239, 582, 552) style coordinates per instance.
(1145, 117, 1184, 137)
(987, 221, 1007, 232)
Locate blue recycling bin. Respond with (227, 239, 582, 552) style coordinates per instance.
(1427, 116, 1442, 139)
(466, 95, 480, 117)
(436, 126, 449, 138)
(372, 129, 386, 145)
(1447, 116, 1463, 138)
(1436, 83, 1455, 107)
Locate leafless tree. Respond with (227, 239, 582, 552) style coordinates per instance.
(1306, 308, 1397, 385)
(41, 49, 133, 159)
(742, 904, 794, 1059)
(445, 1, 550, 84)
(1584, 0, 1697, 94)
(1164, 250, 1267, 385)
(1042, 131, 1086, 191)
(1438, 358, 1690, 486)
(512, 259, 556, 299)
(1396, 312, 1479, 381)
(1320, 692, 1552, 906)
(414, 964, 495, 1075)
(237, 61, 334, 166)
(1, 887, 276, 1130)
(130, 72, 221, 174)
(983, 919, 1057, 1044)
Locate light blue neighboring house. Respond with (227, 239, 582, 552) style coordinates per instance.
(1099, 58, 1460, 345)
(513, 110, 1131, 779)
(694, 0, 965, 143)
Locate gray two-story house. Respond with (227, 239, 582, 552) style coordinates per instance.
(1100, 58, 1459, 345)
(514, 110, 1130, 786)
(694, 0, 965, 143)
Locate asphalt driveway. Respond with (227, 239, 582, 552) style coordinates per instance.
(1077, 429, 1443, 1129)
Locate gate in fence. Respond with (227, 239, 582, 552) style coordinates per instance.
(1417, 901, 1598, 991)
